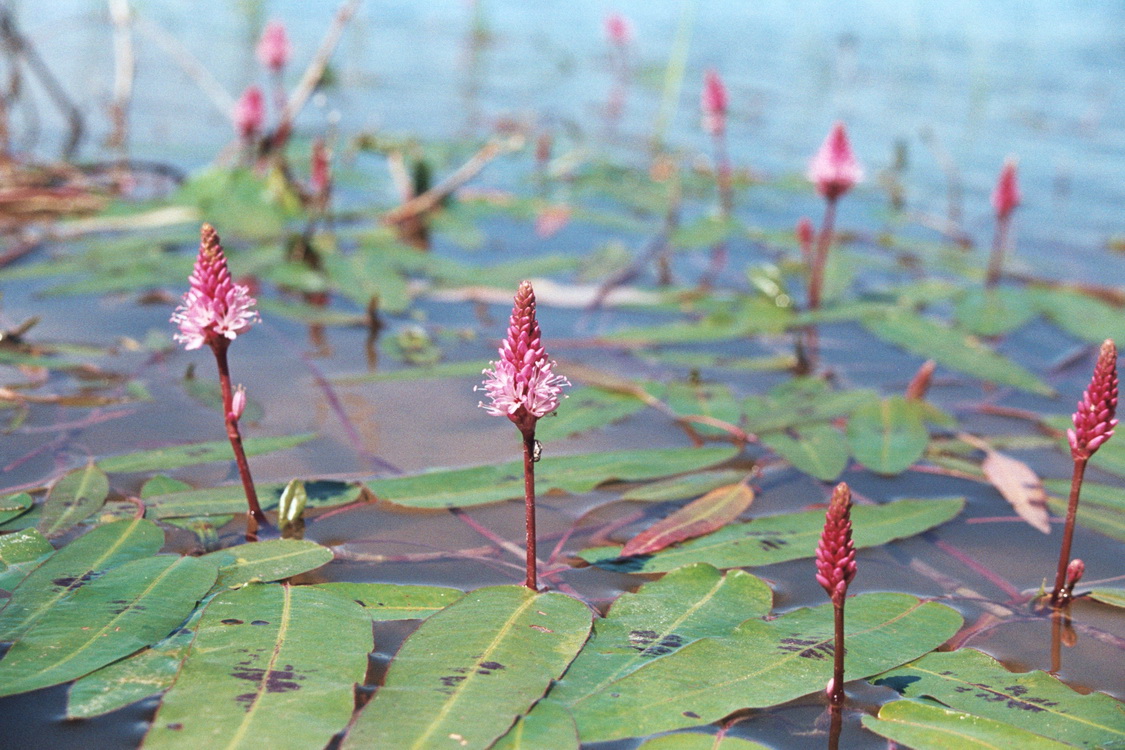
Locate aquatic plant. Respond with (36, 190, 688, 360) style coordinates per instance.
(234, 85, 265, 142)
(477, 281, 569, 589)
(986, 157, 1021, 287)
(815, 482, 857, 705)
(171, 223, 267, 538)
(1051, 339, 1117, 605)
(256, 20, 291, 74)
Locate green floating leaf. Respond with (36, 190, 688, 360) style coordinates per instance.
(872, 649, 1125, 748)
(203, 539, 334, 590)
(622, 470, 750, 502)
(761, 424, 850, 481)
(862, 700, 1073, 750)
(637, 734, 770, 750)
(0, 555, 217, 697)
(955, 287, 1038, 336)
(549, 564, 772, 711)
(863, 309, 1053, 395)
(0, 518, 163, 641)
(98, 433, 317, 474)
(144, 584, 370, 750)
(670, 215, 740, 249)
(579, 498, 964, 573)
(144, 479, 361, 519)
(493, 699, 579, 750)
(743, 380, 878, 435)
(0, 492, 33, 526)
(313, 582, 463, 620)
(534, 388, 649, 442)
(38, 463, 109, 537)
(68, 611, 200, 719)
(570, 593, 962, 742)
(1032, 287, 1125, 345)
(369, 446, 739, 509)
(333, 360, 485, 384)
(846, 397, 930, 476)
(1087, 588, 1125, 609)
(0, 529, 54, 592)
(605, 298, 793, 345)
(342, 585, 592, 750)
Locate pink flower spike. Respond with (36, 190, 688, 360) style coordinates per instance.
(234, 86, 265, 140)
(701, 69, 728, 136)
(477, 281, 569, 434)
(815, 483, 857, 605)
(172, 224, 260, 351)
(991, 157, 1021, 220)
(808, 122, 863, 201)
(604, 13, 633, 47)
(257, 20, 291, 73)
(1065, 558, 1085, 591)
(230, 385, 247, 421)
(1069, 339, 1118, 460)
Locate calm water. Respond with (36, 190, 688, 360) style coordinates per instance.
(2, 1, 1124, 748)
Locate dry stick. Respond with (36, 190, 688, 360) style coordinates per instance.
(210, 340, 267, 538)
(106, 0, 134, 151)
(1050, 456, 1088, 606)
(382, 136, 521, 225)
(133, 14, 234, 120)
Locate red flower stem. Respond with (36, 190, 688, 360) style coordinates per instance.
(704, 130, 732, 282)
(830, 597, 846, 705)
(210, 340, 268, 533)
(521, 428, 539, 590)
(803, 195, 837, 371)
(986, 213, 1010, 288)
(1051, 456, 1088, 606)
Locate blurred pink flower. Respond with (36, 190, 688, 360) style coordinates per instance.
(234, 86, 265, 139)
(1068, 339, 1118, 459)
(701, 69, 728, 136)
(604, 13, 633, 47)
(478, 281, 569, 432)
(991, 157, 1021, 220)
(808, 122, 863, 201)
(311, 138, 331, 198)
(172, 224, 260, 351)
(257, 20, 291, 73)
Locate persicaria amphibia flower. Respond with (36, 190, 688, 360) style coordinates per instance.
(701, 69, 728, 136)
(991, 157, 1021, 220)
(234, 86, 265, 139)
(815, 482, 857, 604)
(604, 13, 633, 47)
(1065, 559, 1085, 594)
(257, 20, 291, 73)
(1068, 339, 1118, 460)
(172, 224, 260, 351)
(808, 122, 863, 201)
(478, 281, 569, 434)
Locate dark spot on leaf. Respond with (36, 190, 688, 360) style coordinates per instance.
(479, 661, 504, 670)
(873, 675, 921, 693)
(440, 675, 466, 688)
(51, 571, 100, 589)
(166, 723, 183, 731)
(221, 619, 244, 625)
(250, 620, 269, 626)
(683, 711, 700, 719)
(354, 599, 366, 607)
(1007, 685, 1028, 696)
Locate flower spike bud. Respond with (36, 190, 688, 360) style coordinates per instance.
(234, 86, 265, 140)
(172, 224, 260, 351)
(905, 359, 937, 401)
(257, 20, 291, 73)
(808, 122, 863, 201)
(1064, 558, 1085, 596)
(991, 157, 1021, 220)
(230, 385, 247, 421)
(604, 13, 633, 47)
(815, 482, 858, 604)
(478, 281, 570, 435)
(701, 69, 728, 136)
(1068, 339, 1118, 460)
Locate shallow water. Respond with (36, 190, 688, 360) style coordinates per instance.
(1, 1, 1124, 748)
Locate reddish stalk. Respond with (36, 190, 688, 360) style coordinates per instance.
(1050, 458, 1088, 605)
(521, 429, 539, 590)
(210, 340, 267, 537)
(985, 212, 1011, 288)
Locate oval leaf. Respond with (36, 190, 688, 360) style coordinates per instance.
(0, 555, 217, 697)
(863, 700, 1072, 750)
(203, 539, 334, 591)
(313, 582, 463, 620)
(621, 483, 755, 557)
(144, 584, 370, 750)
(761, 425, 850, 481)
(342, 585, 592, 750)
(97, 433, 316, 474)
(847, 397, 929, 476)
(38, 463, 110, 537)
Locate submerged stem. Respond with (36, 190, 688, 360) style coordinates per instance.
(211, 339, 267, 539)
(1050, 457, 1088, 606)
(521, 428, 539, 591)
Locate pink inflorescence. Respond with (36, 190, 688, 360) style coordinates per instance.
(257, 20, 291, 73)
(1068, 339, 1118, 460)
(172, 224, 260, 351)
(478, 281, 569, 433)
(815, 482, 858, 604)
(234, 86, 265, 139)
(604, 13, 634, 47)
(701, 69, 728, 136)
(808, 122, 863, 201)
(991, 158, 1021, 220)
